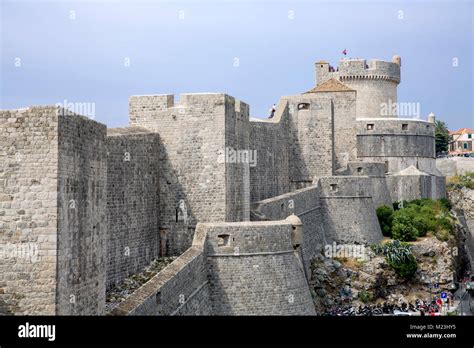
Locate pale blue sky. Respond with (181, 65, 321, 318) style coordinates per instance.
(1, 0, 473, 130)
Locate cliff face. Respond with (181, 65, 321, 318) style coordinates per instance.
(449, 188, 474, 271)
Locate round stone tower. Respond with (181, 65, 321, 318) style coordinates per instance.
(315, 55, 401, 118)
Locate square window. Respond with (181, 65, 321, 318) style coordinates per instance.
(330, 184, 338, 192)
(402, 124, 408, 130)
(367, 124, 374, 130)
(217, 234, 231, 247)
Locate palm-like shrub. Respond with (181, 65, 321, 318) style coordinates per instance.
(371, 240, 417, 279)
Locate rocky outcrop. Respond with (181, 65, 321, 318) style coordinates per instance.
(310, 236, 456, 314)
(449, 188, 474, 219)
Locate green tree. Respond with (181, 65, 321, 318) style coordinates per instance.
(435, 120, 450, 155)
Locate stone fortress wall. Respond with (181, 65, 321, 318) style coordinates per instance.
(0, 107, 60, 315)
(56, 112, 108, 315)
(128, 93, 250, 256)
(0, 54, 446, 315)
(0, 107, 108, 315)
(248, 102, 291, 202)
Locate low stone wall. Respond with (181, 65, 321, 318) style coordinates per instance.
(110, 224, 210, 315)
(437, 158, 474, 176)
(387, 173, 445, 202)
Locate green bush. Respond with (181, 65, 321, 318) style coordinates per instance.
(438, 216, 453, 232)
(376, 205, 393, 237)
(435, 228, 450, 242)
(412, 216, 429, 237)
(358, 290, 373, 303)
(411, 207, 437, 237)
(439, 197, 452, 211)
(391, 211, 418, 241)
(386, 198, 454, 241)
(387, 256, 418, 278)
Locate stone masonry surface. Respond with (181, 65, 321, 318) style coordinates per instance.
(0, 54, 446, 315)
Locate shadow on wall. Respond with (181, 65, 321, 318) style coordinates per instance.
(158, 140, 196, 257)
(106, 131, 161, 290)
(287, 110, 315, 191)
(249, 101, 291, 203)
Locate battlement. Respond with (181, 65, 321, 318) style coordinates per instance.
(129, 93, 246, 110)
(340, 60, 400, 83)
(129, 93, 249, 128)
(316, 57, 401, 85)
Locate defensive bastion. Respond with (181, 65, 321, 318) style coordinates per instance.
(0, 55, 445, 315)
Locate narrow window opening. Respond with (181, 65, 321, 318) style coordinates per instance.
(402, 123, 408, 131)
(156, 291, 162, 305)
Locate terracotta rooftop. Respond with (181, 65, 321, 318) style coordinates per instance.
(449, 127, 474, 135)
(449, 127, 474, 142)
(304, 78, 355, 93)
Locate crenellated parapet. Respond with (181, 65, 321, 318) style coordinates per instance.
(315, 55, 401, 118)
(316, 56, 401, 85)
